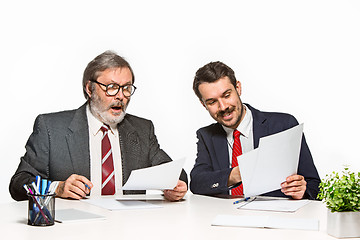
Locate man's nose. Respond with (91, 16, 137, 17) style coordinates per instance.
(114, 88, 125, 100)
(218, 99, 227, 111)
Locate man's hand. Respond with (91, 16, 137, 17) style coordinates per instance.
(163, 180, 187, 201)
(281, 174, 307, 200)
(55, 174, 93, 199)
(227, 166, 241, 187)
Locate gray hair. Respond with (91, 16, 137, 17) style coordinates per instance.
(82, 50, 135, 99)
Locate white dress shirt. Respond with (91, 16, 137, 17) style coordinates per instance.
(222, 105, 254, 168)
(86, 105, 123, 196)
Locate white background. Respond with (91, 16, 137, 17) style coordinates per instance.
(1, 0, 359, 203)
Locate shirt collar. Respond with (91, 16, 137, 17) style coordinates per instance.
(86, 104, 116, 136)
(222, 104, 253, 140)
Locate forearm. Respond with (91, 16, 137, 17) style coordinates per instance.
(190, 168, 232, 195)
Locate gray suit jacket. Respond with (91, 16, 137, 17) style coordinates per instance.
(9, 104, 188, 201)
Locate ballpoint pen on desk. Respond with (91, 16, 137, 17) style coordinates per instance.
(233, 196, 257, 205)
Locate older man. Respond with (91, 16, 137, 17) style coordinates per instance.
(10, 51, 187, 201)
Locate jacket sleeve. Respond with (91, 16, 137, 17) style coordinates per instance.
(190, 129, 233, 195)
(9, 115, 50, 201)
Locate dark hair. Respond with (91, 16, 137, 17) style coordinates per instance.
(82, 50, 135, 99)
(193, 61, 237, 100)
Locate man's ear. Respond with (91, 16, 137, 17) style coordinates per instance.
(235, 81, 242, 96)
(85, 81, 92, 98)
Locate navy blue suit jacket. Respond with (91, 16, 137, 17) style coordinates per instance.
(190, 104, 320, 200)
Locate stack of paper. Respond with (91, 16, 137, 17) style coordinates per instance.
(55, 209, 106, 223)
(238, 124, 304, 197)
(212, 215, 319, 231)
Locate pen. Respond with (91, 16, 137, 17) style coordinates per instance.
(32, 182, 40, 195)
(45, 180, 51, 194)
(36, 176, 41, 194)
(233, 197, 251, 205)
(41, 179, 47, 195)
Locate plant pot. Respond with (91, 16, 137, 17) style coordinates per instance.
(327, 209, 360, 238)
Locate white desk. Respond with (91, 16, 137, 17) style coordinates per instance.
(0, 194, 342, 239)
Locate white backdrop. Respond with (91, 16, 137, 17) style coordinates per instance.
(1, 0, 359, 203)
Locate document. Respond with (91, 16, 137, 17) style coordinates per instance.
(238, 124, 303, 197)
(82, 197, 162, 211)
(237, 198, 311, 212)
(212, 215, 319, 231)
(55, 209, 106, 223)
(122, 158, 185, 190)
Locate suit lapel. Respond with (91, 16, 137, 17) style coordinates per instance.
(65, 104, 91, 178)
(117, 117, 140, 184)
(246, 104, 268, 149)
(211, 124, 230, 170)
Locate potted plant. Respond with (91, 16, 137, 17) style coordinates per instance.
(317, 167, 360, 238)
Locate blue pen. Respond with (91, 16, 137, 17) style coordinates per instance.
(233, 197, 251, 205)
(45, 180, 51, 194)
(41, 179, 47, 195)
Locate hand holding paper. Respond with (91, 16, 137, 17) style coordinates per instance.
(122, 158, 185, 191)
(281, 174, 307, 199)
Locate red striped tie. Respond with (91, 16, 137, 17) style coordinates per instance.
(100, 125, 115, 195)
(231, 129, 243, 196)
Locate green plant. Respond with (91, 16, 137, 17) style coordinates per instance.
(317, 167, 360, 212)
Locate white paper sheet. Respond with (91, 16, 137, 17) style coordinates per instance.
(82, 198, 162, 211)
(55, 208, 106, 223)
(237, 198, 311, 212)
(122, 158, 185, 190)
(212, 214, 319, 231)
(238, 124, 304, 197)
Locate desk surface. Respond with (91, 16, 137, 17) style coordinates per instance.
(0, 194, 343, 240)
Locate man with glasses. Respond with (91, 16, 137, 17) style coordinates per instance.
(9, 51, 188, 201)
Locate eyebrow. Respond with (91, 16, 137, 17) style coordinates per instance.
(204, 89, 232, 103)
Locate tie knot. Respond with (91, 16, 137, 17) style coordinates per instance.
(100, 124, 110, 133)
(233, 129, 241, 138)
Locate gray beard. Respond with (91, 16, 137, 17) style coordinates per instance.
(89, 94, 127, 126)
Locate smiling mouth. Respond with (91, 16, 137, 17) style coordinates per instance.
(219, 108, 234, 120)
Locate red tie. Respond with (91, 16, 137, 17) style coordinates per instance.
(231, 129, 243, 196)
(101, 125, 115, 195)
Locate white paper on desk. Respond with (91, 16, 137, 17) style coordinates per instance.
(212, 214, 319, 231)
(55, 208, 106, 223)
(82, 198, 162, 211)
(122, 158, 185, 190)
(238, 124, 304, 197)
(237, 199, 311, 212)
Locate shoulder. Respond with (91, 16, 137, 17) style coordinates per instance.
(247, 104, 299, 130)
(34, 105, 85, 130)
(196, 122, 225, 138)
(123, 113, 152, 126)
(120, 114, 155, 133)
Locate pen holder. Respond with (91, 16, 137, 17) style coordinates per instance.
(27, 193, 55, 226)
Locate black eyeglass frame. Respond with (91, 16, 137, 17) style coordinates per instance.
(90, 79, 137, 97)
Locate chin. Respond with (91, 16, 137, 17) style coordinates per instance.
(101, 111, 126, 125)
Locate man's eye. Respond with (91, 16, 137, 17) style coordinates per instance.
(123, 85, 132, 92)
(108, 84, 119, 90)
(207, 100, 216, 105)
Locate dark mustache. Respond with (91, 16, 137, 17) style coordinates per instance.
(218, 107, 234, 117)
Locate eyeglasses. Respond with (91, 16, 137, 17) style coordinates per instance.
(91, 80, 137, 97)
